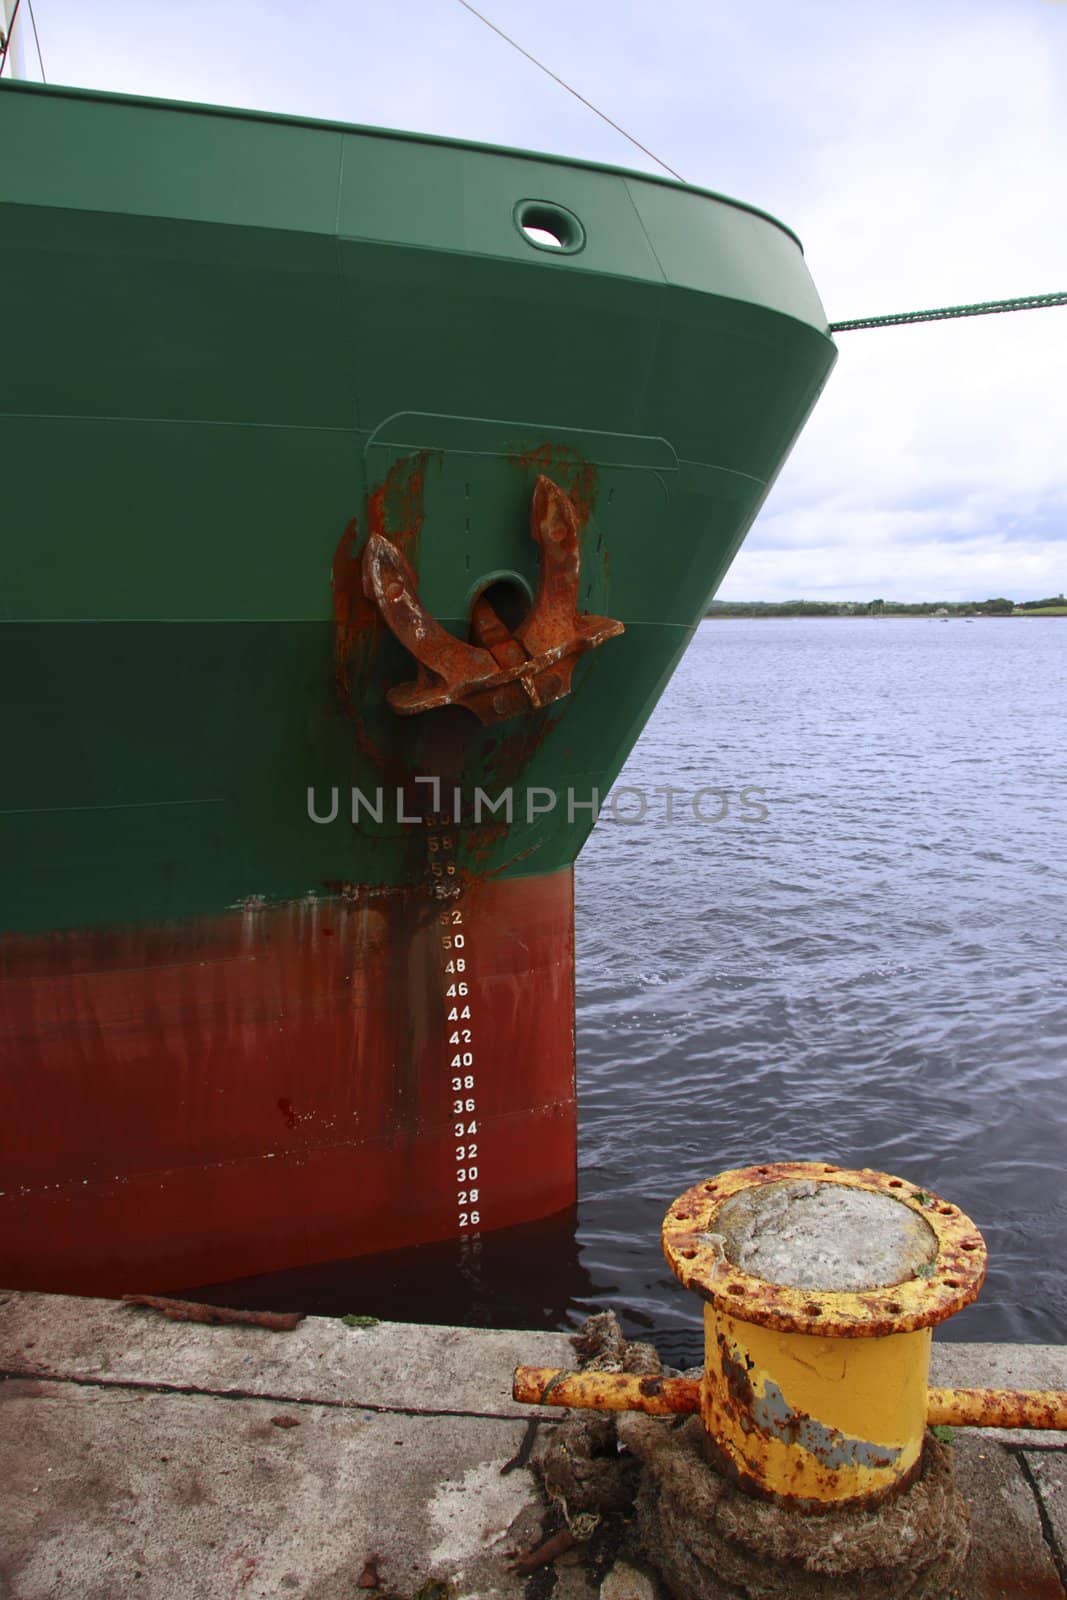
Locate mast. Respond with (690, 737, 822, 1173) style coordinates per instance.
(0, 0, 27, 80)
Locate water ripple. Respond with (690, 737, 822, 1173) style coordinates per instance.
(575, 619, 1067, 1361)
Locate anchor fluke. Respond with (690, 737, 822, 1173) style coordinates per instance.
(363, 475, 624, 725)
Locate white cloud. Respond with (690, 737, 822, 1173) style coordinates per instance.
(729, 303, 1067, 600)
(709, 1, 1067, 599)
(25, 0, 1067, 600)
(730, 531, 1066, 604)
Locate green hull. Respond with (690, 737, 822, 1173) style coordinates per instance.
(1, 82, 834, 931)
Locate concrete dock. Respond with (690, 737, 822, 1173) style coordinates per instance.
(1, 1290, 1065, 1599)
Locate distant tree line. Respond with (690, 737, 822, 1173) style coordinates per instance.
(1014, 595, 1067, 611)
(705, 594, 1065, 618)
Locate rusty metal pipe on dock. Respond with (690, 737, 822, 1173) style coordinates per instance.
(926, 1386, 1067, 1430)
(513, 1367, 1067, 1431)
(514, 1367, 701, 1416)
(514, 1162, 1065, 1512)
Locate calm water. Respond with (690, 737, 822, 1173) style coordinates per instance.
(575, 618, 1066, 1362)
(203, 619, 1065, 1363)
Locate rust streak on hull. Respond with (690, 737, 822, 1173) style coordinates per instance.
(0, 870, 576, 1296)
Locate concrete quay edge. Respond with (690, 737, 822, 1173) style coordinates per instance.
(0, 1291, 1064, 1600)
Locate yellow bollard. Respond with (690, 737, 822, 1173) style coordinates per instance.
(515, 1162, 1067, 1515)
(661, 1162, 987, 1508)
(698, 1308, 932, 1506)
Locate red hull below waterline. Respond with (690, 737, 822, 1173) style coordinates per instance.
(0, 870, 576, 1296)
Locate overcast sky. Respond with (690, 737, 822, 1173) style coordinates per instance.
(12, 0, 1066, 600)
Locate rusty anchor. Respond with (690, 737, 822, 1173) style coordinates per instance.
(362, 474, 624, 725)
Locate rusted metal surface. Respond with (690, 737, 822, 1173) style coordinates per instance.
(332, 453, 428, 732)
(661, 1162, 987, 1336)
(927, 1387, 1067, 1430)
(511, 1528, 578, 1574)
(661, 1164, 983, 1505)
(0, 870, 577, 1294)
(0, 454, 601, 1296)
(513, 1370, 1067, 1435)
(513, 1168, 1058, 1517)
(695, 1433, 925, 1515)
(363, 474, 623, 724)
(699, 1309, 930, 1508)
(710, 1335, 904, 1472)
(513, 1365, 701, 1415)
(121, 1295, 304, 1331)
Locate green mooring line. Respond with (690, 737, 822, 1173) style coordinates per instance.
(830, 291, 1067, 333)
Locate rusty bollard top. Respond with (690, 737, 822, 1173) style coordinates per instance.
(662, 1161, 987, 1338)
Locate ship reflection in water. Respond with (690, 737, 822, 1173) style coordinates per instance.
(183, 1208, 600, 1336)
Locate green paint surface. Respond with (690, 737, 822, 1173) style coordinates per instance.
(0, 83, 836, 935)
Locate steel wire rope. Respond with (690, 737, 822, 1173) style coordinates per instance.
(451, 0, 685, 181)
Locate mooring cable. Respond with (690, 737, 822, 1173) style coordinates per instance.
(830, 291, 1067, 333)
(451, 0, 686, 182)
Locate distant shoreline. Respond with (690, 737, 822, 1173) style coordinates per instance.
(704, 611, 1067, 619)
(705, 602, 1067, 619)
